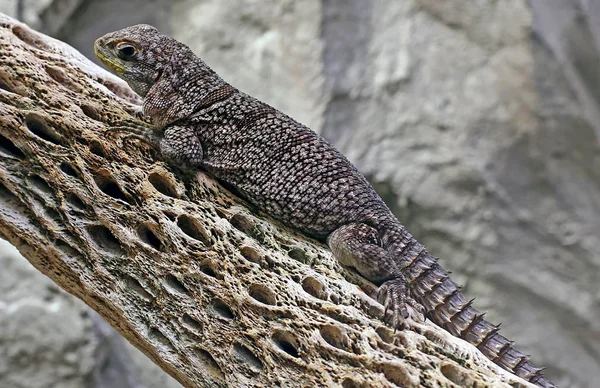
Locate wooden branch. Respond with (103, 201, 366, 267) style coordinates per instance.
(0, 14, 535, 388)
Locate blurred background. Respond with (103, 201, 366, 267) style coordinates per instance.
(0, 0, 599, 387)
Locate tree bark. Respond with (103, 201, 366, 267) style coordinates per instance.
(0, 14, 535, 388)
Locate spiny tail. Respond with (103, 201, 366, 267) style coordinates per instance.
(403, 250, 555, 387)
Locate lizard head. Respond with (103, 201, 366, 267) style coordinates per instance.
(95, 24, 226, 127)
(94, 24, 193, 97)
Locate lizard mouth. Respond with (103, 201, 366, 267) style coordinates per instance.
(94, 42, 126, 74)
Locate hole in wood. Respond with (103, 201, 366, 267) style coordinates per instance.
(89, 140, 106, 158)
(230, 213, 253, 232)
(176, 215, 210, 244)
(320, 325, 349, 351)
(12, 26, 51, 51)
(163, 211, 177, 221)
(301, 276, 326, 300)
(164, 274, 189, 295)
(440, 364, 472, 386)
(44, 206, 62, 224)
(148, 172, 178, 198)
(55, 239, 80, 258)
(124, 276, 154, 302)
(0, 133, 25, 159)
(182, 313, 203, 334)
(239, 246, 263, 264)
(288, 247, 309, 263)
(66, 192, 87, 211)
(0, 181, 26, 216)
(214, 207, 229, 219)
(330, 293, 340, 305)
(375, 327, 395, 345)
(211, 299, 234, 320)
(60, 162, 80, 178)
(0, 76, 17, 94)
(232, 343, 263, 372)
(86, 225, 125, 255)
(137, 225, 163, 251)
(230, 213, 264, 242)
(200, 262, 219, 279)
(93, 174, 131, 204)
(80, 104, 103, 121)
(28, 175, 53, 195)
(193, 349, 225, 382)
(272, 330, 300, 358)
(25, 113, 64, 146)
(248, 284, 276, 305)
(55, 239, 91, 271)
(46, 65, 82, 92)
(149, 328, 174, 351)
(341, 377, 363, 388)
(381, 363, 412, 387)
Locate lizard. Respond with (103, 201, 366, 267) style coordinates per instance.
(94, 24, 556, 388)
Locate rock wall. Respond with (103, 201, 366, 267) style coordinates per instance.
(0, 0, 598, 387)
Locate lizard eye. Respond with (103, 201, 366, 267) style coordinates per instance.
(116, 43, 137, 60)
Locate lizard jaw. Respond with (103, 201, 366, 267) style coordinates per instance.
(94, 41, 126, 74)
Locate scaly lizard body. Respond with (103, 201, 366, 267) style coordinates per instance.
(95, 25, 555, 387)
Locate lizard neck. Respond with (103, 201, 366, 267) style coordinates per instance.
(143, 57, 227, 128)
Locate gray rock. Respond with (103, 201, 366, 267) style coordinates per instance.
(0, 239, 96, 388)
(0, 0, 53, 28)
(0, 1, 16, 18)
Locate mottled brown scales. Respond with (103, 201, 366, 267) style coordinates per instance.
(95, 24, 555, 387)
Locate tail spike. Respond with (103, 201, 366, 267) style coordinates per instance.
(474, 312, 486, 322)
(534, 367, 547, 374)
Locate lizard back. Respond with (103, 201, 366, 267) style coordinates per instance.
(190, 91, 394, 238)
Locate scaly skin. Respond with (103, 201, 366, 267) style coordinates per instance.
(95, 25, 555, 387)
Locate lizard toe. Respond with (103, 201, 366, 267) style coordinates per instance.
(377, 277, 426, 329)
(378, 278, 410, 330)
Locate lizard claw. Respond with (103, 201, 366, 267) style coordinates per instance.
(377, 278, 408, 330)
(133, 109, 152, 124)
(105, 121, 160, 150)
(377, 277, 424, 330)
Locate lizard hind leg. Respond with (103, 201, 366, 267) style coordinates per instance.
(327, 223, 421, 329)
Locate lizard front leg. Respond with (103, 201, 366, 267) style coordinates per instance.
(107, 117, 161, 149)
(328, 223, 421, 329)
(107, 123, 203, 169)
(159, 125, 204, 168)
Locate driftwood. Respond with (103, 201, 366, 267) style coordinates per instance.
(0, 14, 536, 388)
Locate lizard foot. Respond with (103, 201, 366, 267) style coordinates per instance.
(133, 109, 153, 124)
(106, 121, 160, 150)
(377, 277, 425, 330)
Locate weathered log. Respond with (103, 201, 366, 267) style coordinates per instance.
(0, 14, 535, 388)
